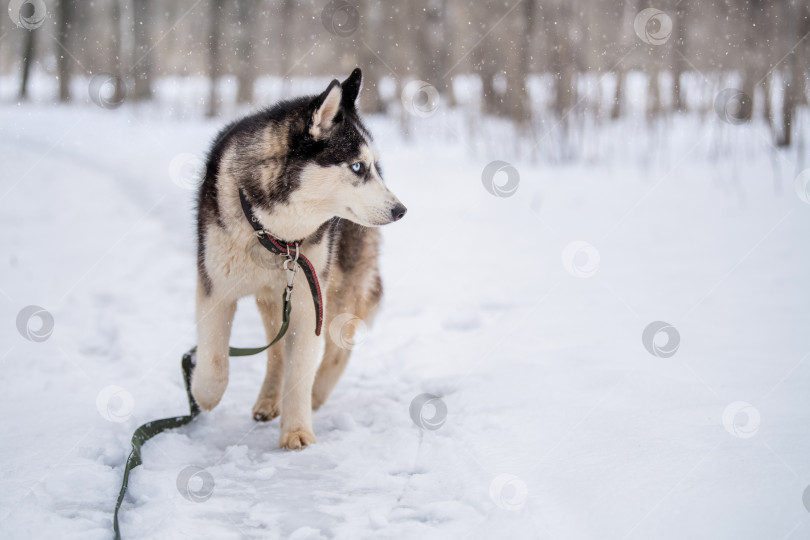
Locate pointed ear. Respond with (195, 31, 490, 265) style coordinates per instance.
(341, 68, 363, 110)
(310, 79, 342, 139)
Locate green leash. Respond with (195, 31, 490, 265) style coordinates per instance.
(112, 290, 292, 540)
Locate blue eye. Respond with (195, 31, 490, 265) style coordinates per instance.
(351, 162, 365, 175)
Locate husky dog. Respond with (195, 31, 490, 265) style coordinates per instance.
(191, 68, 406, 449)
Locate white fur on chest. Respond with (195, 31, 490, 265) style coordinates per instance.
(203, 217, 330, 302)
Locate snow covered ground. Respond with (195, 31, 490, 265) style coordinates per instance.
(1, 97, 809, 540)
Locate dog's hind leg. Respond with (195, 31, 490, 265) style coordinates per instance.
(312, 274, 381, 410)
(191, 280, 237, 411)
(312, 335, 352, 410)
(252, 295, 285, 422)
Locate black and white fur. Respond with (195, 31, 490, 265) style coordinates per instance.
(192, 68, 406, 450)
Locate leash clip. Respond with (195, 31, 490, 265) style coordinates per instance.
(283, 243, 300, 301)
(284, 258, 299, 288)
(286, 243, 300, 264)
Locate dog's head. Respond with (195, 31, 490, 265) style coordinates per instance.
(276, 68, 406, 229)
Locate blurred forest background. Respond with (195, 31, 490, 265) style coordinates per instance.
(2, 0, 809, 160)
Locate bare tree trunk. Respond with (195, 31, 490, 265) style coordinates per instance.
(235, 0, 256, 103)
(778, 59, 798, 147)
(796, 1, 810, 109)
(740, 0, 769, 123)
(469, 0, 502, 116)
(132, 0, 153, 101)
(553, 67, 574, 124)
(56, 0, 73, 102)
(504, 0, 534, 127)
(741, 65, 756, 121)
(761, 73, 773, 131)
(777, 3, 807, 148)
(549, 2, 574, 123)
(648, 71, 661, 119)
(206, 0, 224, 118)
(411, 0, 436, 82)
(110, 0, 125, 102)
(358, 0, 385, 113)
(478, 60, 499, 115)
(18, 29, 35, 100)
(438, 0, 456, 107)
(279, 0, 295, 96)
(671, 4, 687, 112)
(611, 0, 635, 120)
(358, 47, 385, 113)
(612, 69, 624, 119)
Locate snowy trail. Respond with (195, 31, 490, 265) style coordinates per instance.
(1, 105, 809, 539)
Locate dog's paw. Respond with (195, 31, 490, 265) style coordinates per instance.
(279, 429, 316, 450)
(252, 397, 280, 422)
(191, 370, 228, 411)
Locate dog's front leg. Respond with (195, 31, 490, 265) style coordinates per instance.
(278, 294, 321, 449)
(191, 281, 237, 410)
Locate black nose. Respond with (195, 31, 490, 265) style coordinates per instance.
(391, 203, 407, 221)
